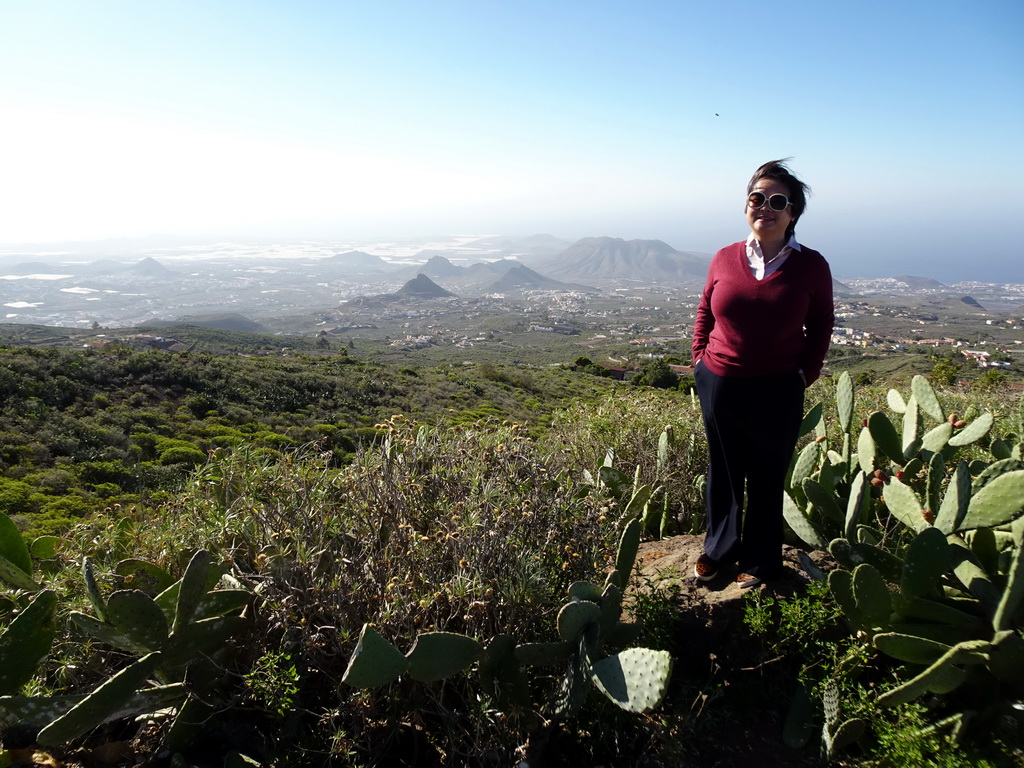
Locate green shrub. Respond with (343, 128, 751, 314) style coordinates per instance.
(158, 445, 207, 466)
(0, 478, 36, 515)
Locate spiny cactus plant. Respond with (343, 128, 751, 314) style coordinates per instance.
(342, 517, 672, 717)
(589, 426, 689, 540)
(799, 376, 1024, 746)
(782, 373, 1011, 550)
(780, 374, 1024, 752)
(0, 589, 57, 696)
(67, 551, 251, 677)
(0, 511, 39, 591)
(0, 549, 251, 750)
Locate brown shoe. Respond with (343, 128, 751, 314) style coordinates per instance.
(736, 573, 762, 588)
(694, 553, 718, 582)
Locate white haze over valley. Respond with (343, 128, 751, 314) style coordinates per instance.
(2, 235, 1023, 330)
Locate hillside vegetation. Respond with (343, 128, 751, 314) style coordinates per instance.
(0, 332, 1023, 767)
(0, 341, 618, 538)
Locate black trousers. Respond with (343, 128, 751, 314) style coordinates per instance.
(693, 362, 805, 578)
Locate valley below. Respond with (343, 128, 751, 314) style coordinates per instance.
(1, 234, 1021, 377)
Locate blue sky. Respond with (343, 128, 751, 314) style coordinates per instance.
(1, 0, 1021, 282)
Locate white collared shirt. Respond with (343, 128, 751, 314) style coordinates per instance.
(745, 233, 801, 280)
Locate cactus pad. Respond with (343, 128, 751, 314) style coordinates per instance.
(478, 634, 529, 707)
(900, 528, 949, 599)
(0, 683, 185, 731)
(901, 396, 921, 457)
(874, 632, 951, 665)
(853, 563, 892, 631)
(162, 615, 248, 670)
(876, 640, 991, 708)
(0, 590, 57, 696)
(591, 647, 672, 713)
(836, 372, 854, 433)
(193, 589, 252, 621)
(958, 470, 1024, 531)
(114, 558, 174, 596)
(911, 375, 945, 423)
(568, 581, 602, 602)
(868, 411, 904, 464)
(173, 550, 213, 633)
(0, 512, 32, 579)
(921, 422, 953, 455)
(557, 600, 601, 642)
(37, 652, 164, 747)
(803, 478, 844, 525)
(614, 517, 641, 585)
(882, 477, 929, 533)
(948, 412, 994, 447)
(857, 425, 876, 475)
(405, 632, 483, 683)
(70, 611, 152, 655)
(106, 590, 170, 652)
(886, 388, 907, 413)
(0, 554, 37, 591)
(342, 624, 409, 688)
(993, 545, 1024, 632)
(515, 641, 572, 667)
(783, 491, 828, 550)
(82, 558, 107, 622)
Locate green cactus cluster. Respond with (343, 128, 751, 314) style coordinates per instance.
(0, 589, 58, 697)
(343, 517, 672, 717)
(784, 373, 1024, 751)
(593, 427, 682, 540)
(0, 549, 251, 749)
(0, 511, 41, 592)
(0, 514, 61, 702)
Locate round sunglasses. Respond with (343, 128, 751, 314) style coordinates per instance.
(747, 191, 791, 211)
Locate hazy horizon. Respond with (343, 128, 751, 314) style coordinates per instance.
(1, 2, 1021, 285)
(0, 232, 1019, 287)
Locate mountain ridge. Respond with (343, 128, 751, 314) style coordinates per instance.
(536, 237, 710, 285)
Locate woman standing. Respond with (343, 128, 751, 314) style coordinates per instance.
(691, 159, 834, 587)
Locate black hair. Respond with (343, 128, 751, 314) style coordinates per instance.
(747, 158, 810, 240)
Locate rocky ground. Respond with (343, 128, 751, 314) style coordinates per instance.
(630, 535, 837, 768)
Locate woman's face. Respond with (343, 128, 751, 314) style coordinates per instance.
(745, 179, 795, 243)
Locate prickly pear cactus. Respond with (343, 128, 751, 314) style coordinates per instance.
(341, 624, 409, 688)
(406, 632, 484, 683)
(3, 549, 251, 751)
(591, 647, 672, 714)
(0, 589, 57, 695)
(0, 512, 36, 590)
(342, 518, 673, 718)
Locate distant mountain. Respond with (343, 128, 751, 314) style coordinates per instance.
(418, 255, 463, 280)
(463, 259, 523, 280)
(396, 257, 588, 295)
(832, 278, 855, 296)
(396, 274, 456, 299)
(537, 237, 709, 284)
(132, 257, 173, 277)
(326, 250, 391, 270)
(485, 264, 582, 293)
(894, 275, 946, 290)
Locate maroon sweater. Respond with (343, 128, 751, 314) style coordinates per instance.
(691, 241, 834, 384)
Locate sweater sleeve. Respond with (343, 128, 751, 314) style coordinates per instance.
(799, 254, 835, 385)
(691, 257, 717, 364)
